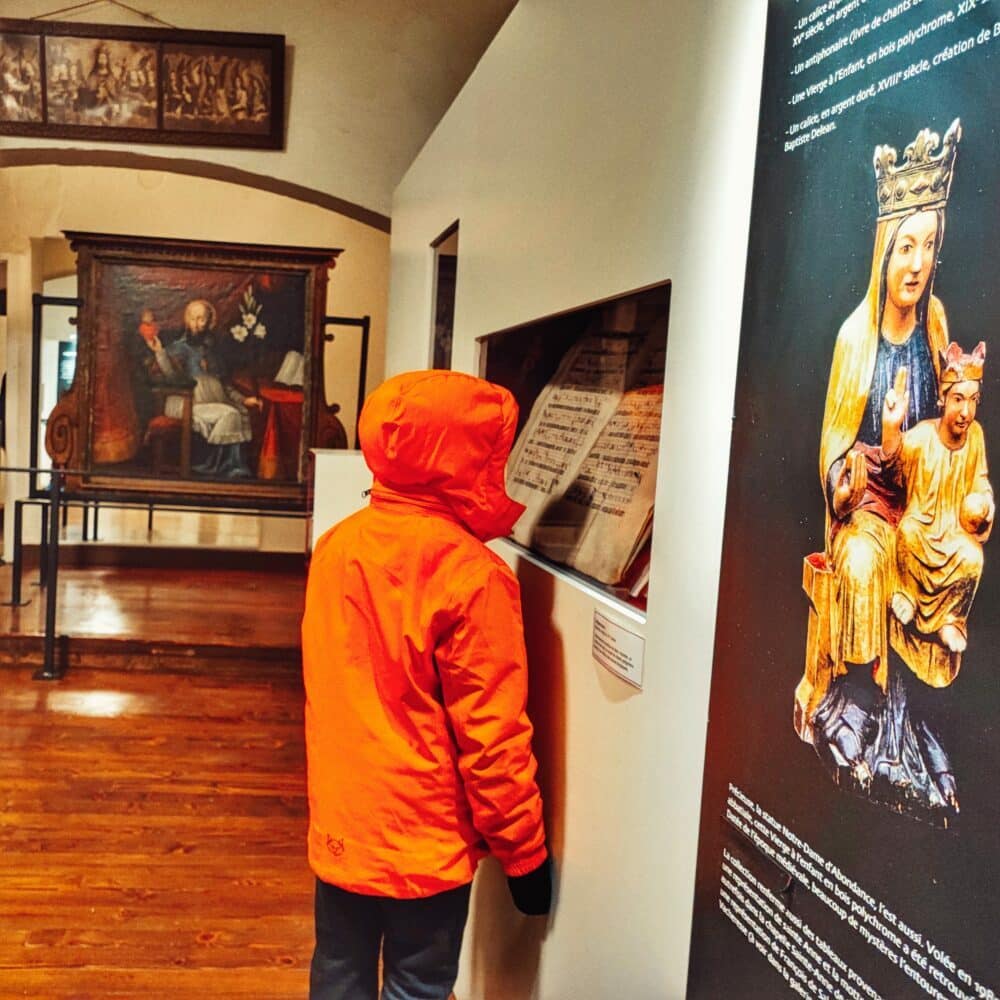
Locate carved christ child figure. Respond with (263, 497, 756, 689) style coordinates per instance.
(881, 344, 994, 661)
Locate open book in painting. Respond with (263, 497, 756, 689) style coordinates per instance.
(506, 304, 664, 588)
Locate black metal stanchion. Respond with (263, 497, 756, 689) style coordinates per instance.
(37, 504, 49, 588)
(34, 471, 64, 681)
(2, 499, 30, 607)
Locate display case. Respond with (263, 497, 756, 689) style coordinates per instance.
(480, 281, 670, 610)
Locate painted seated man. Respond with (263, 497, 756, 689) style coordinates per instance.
(881, 344, 993, 667)
(148, 298, 262, 478)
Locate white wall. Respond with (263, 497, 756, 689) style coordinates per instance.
(388, 1, 768, 996)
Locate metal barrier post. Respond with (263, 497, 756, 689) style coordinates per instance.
(37, 504, 49, 588)
(2, 499, 30, 607)
(34, 471, 63, 681)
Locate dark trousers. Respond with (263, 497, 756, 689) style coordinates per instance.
(310, 878, 472, 1000)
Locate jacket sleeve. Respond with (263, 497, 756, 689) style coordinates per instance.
(435, 558, 548, 877)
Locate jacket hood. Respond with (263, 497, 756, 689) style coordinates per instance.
(358, 370, 526, 541)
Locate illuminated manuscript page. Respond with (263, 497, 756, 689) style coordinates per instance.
(535, 385, 661, 583)
(506, 333, 630, 546)
(506, 326, 663, 584)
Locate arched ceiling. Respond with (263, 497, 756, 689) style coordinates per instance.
(0, 0, 518, 219)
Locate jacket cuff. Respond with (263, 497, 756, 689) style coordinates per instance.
(500, 844, 549, 878)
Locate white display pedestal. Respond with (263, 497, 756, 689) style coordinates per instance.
(310, 449, 372, 549)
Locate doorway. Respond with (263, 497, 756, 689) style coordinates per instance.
(430, 221, 459, 369)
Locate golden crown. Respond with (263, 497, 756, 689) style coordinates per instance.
(940, 341, 985, 387)
(874, 118, 961, 219)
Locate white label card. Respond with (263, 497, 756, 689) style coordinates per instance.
(592, 610, 644, 689)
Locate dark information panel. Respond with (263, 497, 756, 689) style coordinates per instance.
(688, 2, 1000, 997)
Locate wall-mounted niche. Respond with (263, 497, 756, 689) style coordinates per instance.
(480, 281, 670, 611)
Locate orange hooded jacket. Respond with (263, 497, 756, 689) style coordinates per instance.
(302, 370, 548, 898)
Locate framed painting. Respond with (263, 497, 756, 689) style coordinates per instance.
(47, 232, 343, 510)
(0, 18, 283, 148)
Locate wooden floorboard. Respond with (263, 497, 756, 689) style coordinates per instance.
(0, 659, 314, 998)
(0, 562, 304, 648)
(0, 560, 306, 682)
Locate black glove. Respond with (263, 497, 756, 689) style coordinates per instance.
(507, 856, 553, 916)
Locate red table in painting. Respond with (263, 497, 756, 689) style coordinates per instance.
(256, 384, 303, 480)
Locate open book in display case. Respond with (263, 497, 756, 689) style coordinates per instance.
(479, 281, 670, 612)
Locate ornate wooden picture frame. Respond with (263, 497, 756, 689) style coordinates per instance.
(48, 231, 343, 510)
(0, 17, 284, 149)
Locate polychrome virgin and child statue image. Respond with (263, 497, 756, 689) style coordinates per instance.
(794, 118, 994, 826)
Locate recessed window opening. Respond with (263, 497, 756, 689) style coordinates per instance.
(479, 281, 670, 612)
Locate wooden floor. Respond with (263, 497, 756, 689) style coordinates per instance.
(0, 559, 304, 666)
(0, 560, 314, 997)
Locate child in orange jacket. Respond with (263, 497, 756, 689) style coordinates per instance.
(303, 370, 551, 999)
